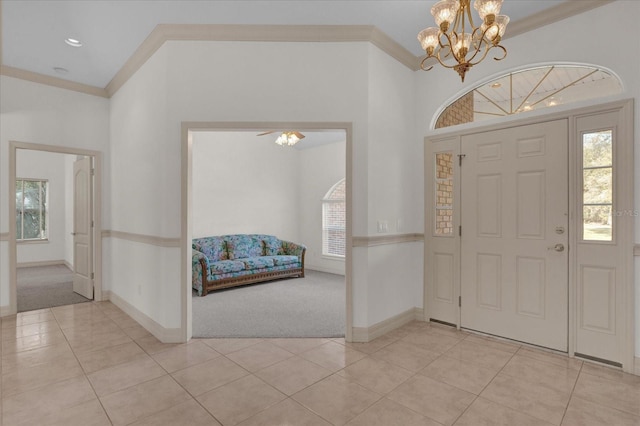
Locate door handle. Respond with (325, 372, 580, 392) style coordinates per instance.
(547, 243, 564, 252)
(71, 232, 76, 236)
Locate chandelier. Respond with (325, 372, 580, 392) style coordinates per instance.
(417, 0, 509, 82)
(274, 131, 303, 146)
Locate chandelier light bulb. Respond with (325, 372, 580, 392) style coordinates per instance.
(474, 0, 503, 22)
(431, 0, 460, 31)
(417, 27, 441, 53)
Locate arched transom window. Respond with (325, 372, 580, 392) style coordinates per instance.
(322, 179, 346, 258)
(436, 65, 622, 129)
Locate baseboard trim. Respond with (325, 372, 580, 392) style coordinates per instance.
(305, 266, 346, 276)
(352, 307, 422, 342)
(635, 357, 640, 376)
(17, 259, 67, 268)
(103, 290, 183, 343)
(0, 305, 15, 317)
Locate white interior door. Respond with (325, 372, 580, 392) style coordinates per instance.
(460, 120, 568, 351)
(73, 157, 93, 299)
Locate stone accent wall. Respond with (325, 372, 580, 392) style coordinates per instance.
(436, 91, 474, 129)
(435, 153, 453, 235)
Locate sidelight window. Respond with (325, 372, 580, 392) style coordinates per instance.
(582, 130, 613, 241)
(435, 152, 454, 236)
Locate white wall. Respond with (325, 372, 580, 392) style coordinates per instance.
(107, 45, 181, 330)
(359, 44, 422, 326)
(16, 150, 68, 265)
(107, 39, 425, 333)
(299, 141, 346, 275)
(192, 131, 300, 241)
(415, 1, 640, 354)
(0, 75, 110, 313)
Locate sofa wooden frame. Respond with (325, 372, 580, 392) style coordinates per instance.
(197, 250, 305, 296)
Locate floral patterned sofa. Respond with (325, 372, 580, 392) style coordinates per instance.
(192, 234, 306, 296)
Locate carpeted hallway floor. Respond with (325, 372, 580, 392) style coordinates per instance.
(192, 270, 345, 338)
(17, 264, 92, 313)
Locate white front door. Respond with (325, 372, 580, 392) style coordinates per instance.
(460, 120, 568, 351)
(73, 157, 93, 300)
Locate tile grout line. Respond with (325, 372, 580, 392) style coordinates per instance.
(559, 361, 584, 426)
(64, 303, 117, 426)
(448, 334, 521, 426)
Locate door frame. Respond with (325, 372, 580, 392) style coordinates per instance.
(423, 99, 634, 372)
(8, 141, 103, 315)
(180, 121, 353, 342)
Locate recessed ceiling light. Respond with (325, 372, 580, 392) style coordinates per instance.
(490, 82, 502, 89)
(53, 67, 69, 74)
(64, 38, 82, 47)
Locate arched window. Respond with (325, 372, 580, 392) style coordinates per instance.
(435, 65, 623, 129)
(322, 179, 346, 258)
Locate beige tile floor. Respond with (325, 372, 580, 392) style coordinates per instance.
(2, 301, 640, 426)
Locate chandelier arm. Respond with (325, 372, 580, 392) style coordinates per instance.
(465, 41, 492, 67)
(433, 49, 461, 70)
(420, 56, 435, 71)
(490, 44, 507, 62)
(465, 24, 498, 65)
(438, 31, 456, 61)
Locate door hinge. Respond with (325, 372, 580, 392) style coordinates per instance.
(90, 168, 95, 176)
(458, 154, 466, 166)
(91, 220, 94, 228)
(91, 272, 94, 279)
(458, 225, 462, 237)
(458, 296, 462, 307)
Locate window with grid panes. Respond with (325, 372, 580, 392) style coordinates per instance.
(322, 179, 346, 257)
(16, 179, 48, 241)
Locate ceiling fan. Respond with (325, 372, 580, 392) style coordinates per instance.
(257, 130, 305, 146)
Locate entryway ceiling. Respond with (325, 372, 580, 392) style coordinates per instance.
(1, 1, 604, 89)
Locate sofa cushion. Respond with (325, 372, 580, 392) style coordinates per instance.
(209, 260, 245, 275)
(242, 257, 275, 269)
(261, 235, 283, 256)
(193, 237, 227, 261)
(225, 235, 263, 259)
(264, 255, 299, 266)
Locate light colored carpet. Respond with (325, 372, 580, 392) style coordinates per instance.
(17, 265, 92, 313)
(192, 270, 345, 338)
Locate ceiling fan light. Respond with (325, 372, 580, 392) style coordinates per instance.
(275, 132, 300, 147)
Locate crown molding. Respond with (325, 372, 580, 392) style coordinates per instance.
(2, 0, 616, 99)
(0, 65, 108, 98)
(506, 0, 616, 40)
(106, 24, 418, 96)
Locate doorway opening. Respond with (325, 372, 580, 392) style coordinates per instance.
(8, 141, 103, 316)
(181, 122, 353, 341)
